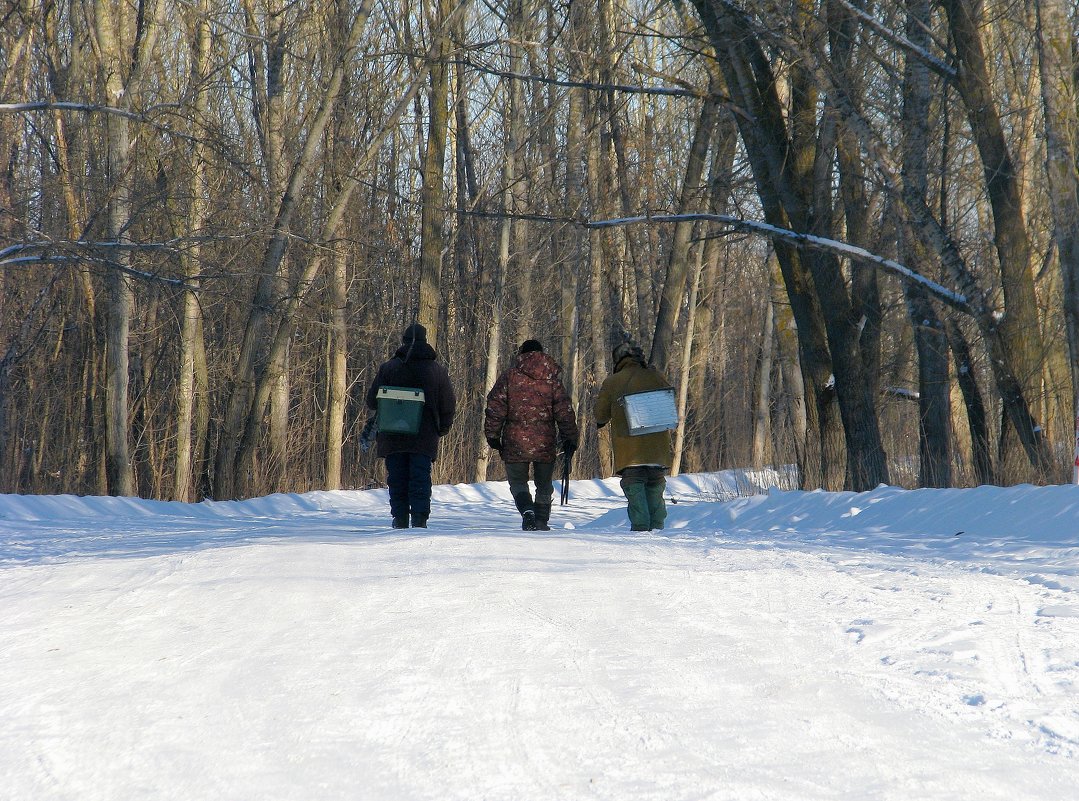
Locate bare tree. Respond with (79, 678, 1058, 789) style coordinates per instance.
(91, 0, 164, 496)
(1035, 0, 1079, 480)
(213, 1, 375, 499)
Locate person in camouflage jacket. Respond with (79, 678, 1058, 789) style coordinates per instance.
(484, 340, 579, 531)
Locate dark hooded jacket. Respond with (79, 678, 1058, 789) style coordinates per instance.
(366, 340, 456, 460)
(484, 351, 579, 463)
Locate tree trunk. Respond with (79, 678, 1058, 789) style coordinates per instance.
(1035, 0, 1079, 480)
(174, 0, 211, 501)
(941, 0, 1050, 479)
(672, 244, 704, 476)
(325, 240, 348, 490)
(751, 296, 775, 468)
(417, 0, 453, 345)
(946, 319, 992, 484)
(649, 95, 718, 374)
(92, 0, 162, 496)
(213, 1, 374, 499)
(690, 0, 865, 489)
(901, 0, 951, 488)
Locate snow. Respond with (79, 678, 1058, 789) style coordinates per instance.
(2, 470, 1078, 800)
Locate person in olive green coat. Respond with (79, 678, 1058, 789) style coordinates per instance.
(594, 339, 674, 531)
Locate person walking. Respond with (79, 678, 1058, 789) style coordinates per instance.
(364, 323, 456, 528)
(595, 338, 673, 531)
(484, 339, 578, 531)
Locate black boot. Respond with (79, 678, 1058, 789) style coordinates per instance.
(513, 492, 537, 531)
(534, 503, 552, 531)
(411, 514, 428, 528)
(392, 515, 409, 528)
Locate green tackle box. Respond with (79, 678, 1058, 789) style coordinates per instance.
(376, 386, 426, 434)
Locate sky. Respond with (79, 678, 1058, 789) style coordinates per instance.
(2, 470, 1078, 800)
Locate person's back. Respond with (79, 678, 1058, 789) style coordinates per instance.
(485, 340, 578, 530)
(365, 324, 456, 528)
(595, 340, 672, 531)
(595, 356, 672, 475)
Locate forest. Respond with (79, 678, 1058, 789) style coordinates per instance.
(2, 0, 1079, 500)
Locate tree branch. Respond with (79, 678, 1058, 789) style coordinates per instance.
(0, 100, 144, 120)
(586, 212, 971, 313)
(458, 58, 713, 99)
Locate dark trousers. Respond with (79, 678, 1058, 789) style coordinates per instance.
(385, 452, 433, 521)
(505, 461, 555, 520)
(619, 466, 667, 531)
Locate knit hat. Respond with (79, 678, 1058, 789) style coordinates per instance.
(402, 323, 427, 343)
(519, 339, 543, 354)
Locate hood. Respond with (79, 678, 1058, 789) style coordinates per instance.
(614, 354, 644, 372)
(394, 340, 438, 362)
(515, 350, 561, 381)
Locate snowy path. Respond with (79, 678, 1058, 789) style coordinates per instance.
(2, 475, 1078, 800)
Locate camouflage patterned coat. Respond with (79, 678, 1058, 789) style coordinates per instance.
(484, 351, 579, 463)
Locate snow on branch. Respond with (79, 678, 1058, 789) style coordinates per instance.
(0, 101, 144, 121)
(459, 59, 709, 99)
(585, 213, 969, 312)
(834, 0, 956, 80)
(0, 243, 194, 289)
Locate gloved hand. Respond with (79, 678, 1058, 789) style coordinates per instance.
(359, 419, 377, 453)
(562, 440, 577, 458)
(486, 436, 503, 451)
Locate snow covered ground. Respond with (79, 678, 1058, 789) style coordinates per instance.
(2, 471, 1078, 800)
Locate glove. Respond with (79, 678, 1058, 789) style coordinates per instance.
(562, 440, 577, 458)
(359, 419, 377, 453)
(486, 437, 502, 451)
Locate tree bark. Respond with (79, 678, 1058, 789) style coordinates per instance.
(941, 0, 1050, 478)
(92, 0, 162, 496)
(213, 1, 375, 499)
(649, 95, 718, 374)
(417, 0, 453, 345)
(691, 0, 878, 489)
(751, 296, 775, 468)
(1035, 0, 1079, 480)
(901, 0, 951, 487)
(325, 227, 349, 491)
(173, 0, 211, 501)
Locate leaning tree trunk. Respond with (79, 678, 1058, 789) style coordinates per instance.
(1035, 0, 1079, 480)
(941, 0, 1051, 479)
(672, 244, 704, 476)
(213, 1, 375, 499)
(649, 94, 718, 374)
(690, 0, 859, 490)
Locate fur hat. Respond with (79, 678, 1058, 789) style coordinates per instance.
(612, 339, 645, 366)
(401, 323, 427, 343)
(519, 339, 544, 354)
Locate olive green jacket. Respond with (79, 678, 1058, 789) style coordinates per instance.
(595, 357, 673, 474)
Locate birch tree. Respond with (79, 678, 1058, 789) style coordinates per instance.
(91, 0, 163, 496)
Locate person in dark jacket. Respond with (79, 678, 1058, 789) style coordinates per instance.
(364, 323, 456, 528)
(595, 338, 673, 531)
(484, 339, 578, 531)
